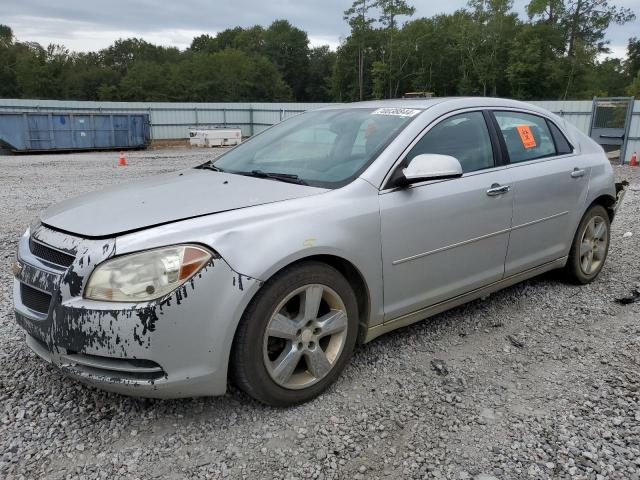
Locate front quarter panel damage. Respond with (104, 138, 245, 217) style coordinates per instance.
(55, 256, 260, 396)
(16, 226, 262, 396)
(15, 225, 117, 346)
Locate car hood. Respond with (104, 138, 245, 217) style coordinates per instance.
(40, 169, 328, 238)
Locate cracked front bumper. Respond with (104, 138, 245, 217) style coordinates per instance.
(13, 225, 260, 398)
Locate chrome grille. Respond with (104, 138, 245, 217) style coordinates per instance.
(29, 238, 75, 267)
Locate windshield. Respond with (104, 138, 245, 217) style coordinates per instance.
(210, 107, 421, 188)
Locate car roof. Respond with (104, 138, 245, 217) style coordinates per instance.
(318, 97, 549, 113)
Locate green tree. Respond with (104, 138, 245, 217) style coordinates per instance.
(2, 0, 638, 103)
(117, 61, 177, 101)
(344, 0, 377, 100)
(215, 27, 246, 51)
(62, 52, 119, 100)
(176, 49, 291, 102)
(0, 24, 12, 46)
(263, 20, 310, 100)
(459, 0, 519, 96)
(190, 34, 217, 53)
(190, 27, 264, 55)
(102, 38, 180, 74)
(507, 23, 568, 98)
(235, 26, 266, 54)
(401, 14, 468, 96)
(14, 42, 50, 98)
(627, 72, 640, 96)
(0, 25, 19, 97)
(528, 0, 634, 55)
(332, 40, 360, 101)
(527, 0, 635, 97)
(376, 0, 415, 98)
(582, 58, 627, 96)
(370, 60, 388, 98)
(331, 27, 385, 101)
(626, 37, 640, 79)
(305, 46, 336, 101)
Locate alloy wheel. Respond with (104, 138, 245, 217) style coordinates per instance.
(262, 284, 349, 390)
(579, 215, 608, 275)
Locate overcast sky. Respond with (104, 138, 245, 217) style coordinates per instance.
(3, 0, 639, 59)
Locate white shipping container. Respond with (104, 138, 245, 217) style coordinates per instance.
(189, 129, 242, 147)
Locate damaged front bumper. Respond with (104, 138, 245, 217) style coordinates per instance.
(13, 224, 260, 398)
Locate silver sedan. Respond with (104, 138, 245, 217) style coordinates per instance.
(13, 98, 625, 406)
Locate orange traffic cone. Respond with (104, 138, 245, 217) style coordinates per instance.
(118, 151, 127, 166)
(629, 152, 638, 167)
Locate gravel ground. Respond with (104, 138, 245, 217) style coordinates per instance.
(1, 149, 639, 480)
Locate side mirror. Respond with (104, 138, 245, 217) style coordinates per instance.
(402, 154, 463, 184)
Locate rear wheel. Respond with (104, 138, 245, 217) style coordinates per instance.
(564, 205, 610, 284)
(231, 262, 358, 406)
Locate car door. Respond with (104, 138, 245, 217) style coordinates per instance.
(379, 111, 514, 321)
(490, 110, 590, 276)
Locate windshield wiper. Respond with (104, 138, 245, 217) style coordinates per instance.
(196, 161, 225, 172)
(198, 163, 307, 185)
(246, 170, 308, 185)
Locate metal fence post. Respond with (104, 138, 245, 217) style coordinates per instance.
(70, 113, 76, 149)
(588, 96, 597, 137)
(223, 108, 227, 127)
(127, 114, 132, 147)
(148, 107, 153, 140)
(621, 96, 635, 164)
(249, 106, 254, 136)
(22, 113, 30, 150)
(90, 113, 96, 149)
(48, 113, 54, 149)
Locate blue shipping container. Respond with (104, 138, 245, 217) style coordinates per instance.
(0, 112, 151, 152)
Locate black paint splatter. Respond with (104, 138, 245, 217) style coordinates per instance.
(137, 307, 159, 336)
(62, 266, 83, 297)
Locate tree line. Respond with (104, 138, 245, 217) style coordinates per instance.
(0, 0, 639, 103)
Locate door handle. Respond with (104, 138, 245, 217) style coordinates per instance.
(570, 168, 585, 178)
(486, 183, 511, 196)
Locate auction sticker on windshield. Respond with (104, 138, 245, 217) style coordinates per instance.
(372, 108, 421, 117)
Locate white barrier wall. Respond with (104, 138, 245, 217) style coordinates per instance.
(1, 98, 637, 161)
(530, 100, 593, 135)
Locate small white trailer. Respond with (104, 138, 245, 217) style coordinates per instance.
(189, 129, 242, 147)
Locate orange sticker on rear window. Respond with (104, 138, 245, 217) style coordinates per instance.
(516, 125, 537, 149)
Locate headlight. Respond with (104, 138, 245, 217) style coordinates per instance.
(85, 245, 212, 302)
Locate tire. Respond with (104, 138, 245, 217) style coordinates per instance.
(564, 205, 611, 284)
(230, 261, 359, 407)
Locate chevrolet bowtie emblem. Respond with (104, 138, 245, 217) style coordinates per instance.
(11, 261, 22, 277)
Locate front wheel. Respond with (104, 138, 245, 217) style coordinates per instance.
(230, 262, 358, 406)
(564, 205, 611, 284)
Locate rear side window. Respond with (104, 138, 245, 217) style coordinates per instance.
(547, 120, 573, 155)
(493, 111, 556, 163)
(406, 111, 494, 173)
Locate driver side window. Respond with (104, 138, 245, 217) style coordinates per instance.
(406, 111, 494, 173)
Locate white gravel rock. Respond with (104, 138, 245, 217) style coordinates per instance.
(1, 153, 639, 479)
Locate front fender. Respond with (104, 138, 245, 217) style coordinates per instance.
(115, 178, 385, 330)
